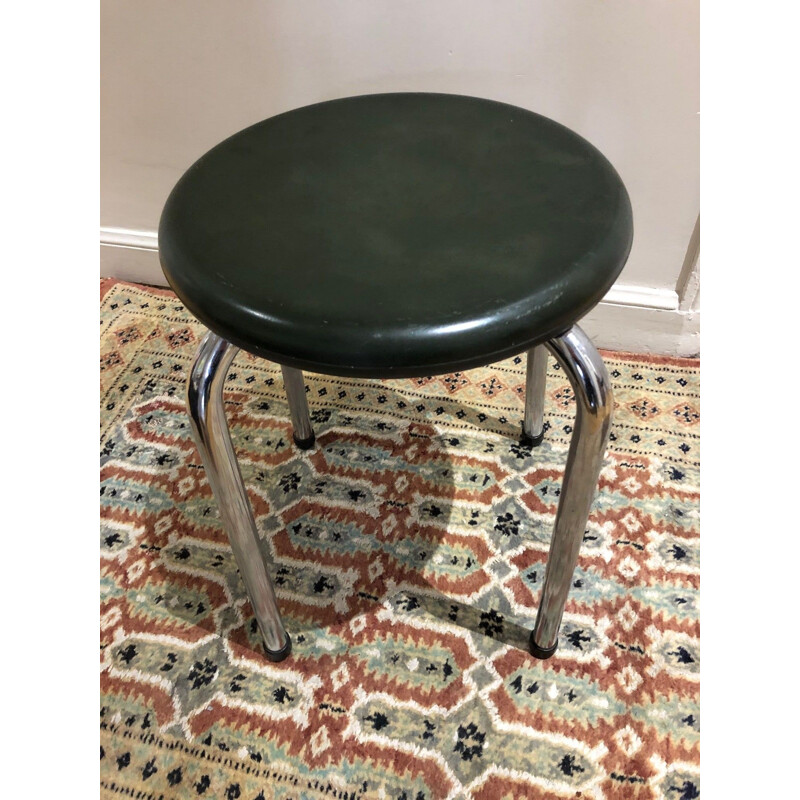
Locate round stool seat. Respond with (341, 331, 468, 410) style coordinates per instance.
(159, 93, 632, 378)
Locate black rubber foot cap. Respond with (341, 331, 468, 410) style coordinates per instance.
(264, 635, 292, 662)
(293, 432, 316, 450)
(529, 634, 557, 660)
(520, 426, 544, 448)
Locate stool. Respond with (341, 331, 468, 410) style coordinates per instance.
(158, 93, 633, 662)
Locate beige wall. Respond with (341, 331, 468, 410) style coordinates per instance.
(101, 0, 699, 295)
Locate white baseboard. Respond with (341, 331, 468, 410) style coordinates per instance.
(100, 226, 699, 357)
(100, 227, 160, 287)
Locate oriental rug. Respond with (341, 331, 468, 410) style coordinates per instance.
(100, 279, 700, 800)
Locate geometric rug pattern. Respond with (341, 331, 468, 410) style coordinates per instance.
(100, 279, 700, 799)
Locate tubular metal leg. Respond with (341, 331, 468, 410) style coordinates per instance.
(187, 332, 291, 661)
(530, 325, 613, 659)
(280, 366, 315, 450)
(522, 345, 548, 446)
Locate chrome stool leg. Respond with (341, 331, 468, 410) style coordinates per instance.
(280, 366, 315, 450)
(530, 325, 613, 659)
(521, 345, 548, 446)
(187, 332, 291, 661)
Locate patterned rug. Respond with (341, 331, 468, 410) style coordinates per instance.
(100, 279, 700, 800)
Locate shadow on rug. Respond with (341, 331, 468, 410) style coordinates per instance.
(100, 279, 700, 800)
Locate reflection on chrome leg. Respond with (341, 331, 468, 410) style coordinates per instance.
(522, 345, 548, 446)
(187, 332, 291, 660)
(530, 325, 613, 658)
(281, 365, 315, 450)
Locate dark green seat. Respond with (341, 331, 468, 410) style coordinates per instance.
(159, 93, 632, 378)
